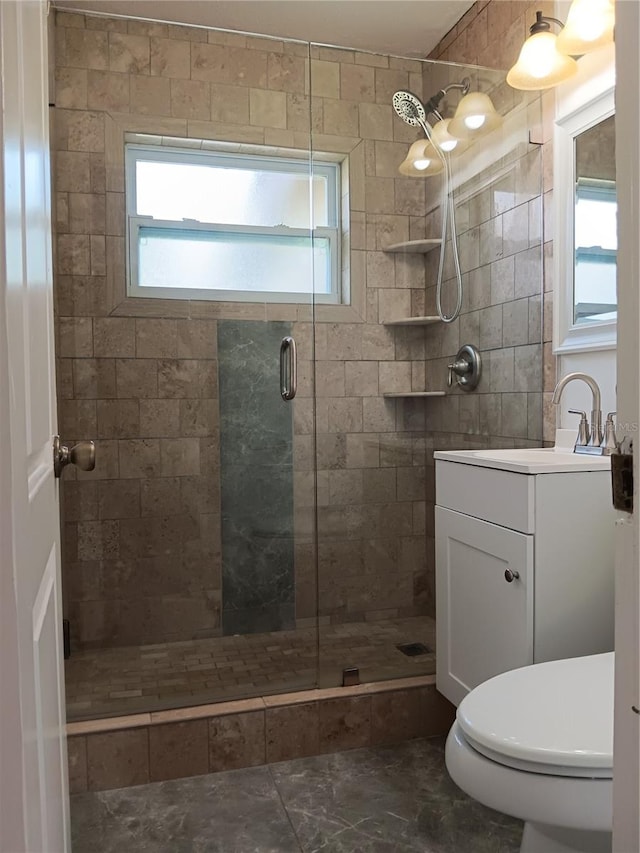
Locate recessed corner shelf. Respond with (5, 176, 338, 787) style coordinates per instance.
(383, 391, 446, 398)
(383, 315, 442, 327)
(382, 239, 442, 254)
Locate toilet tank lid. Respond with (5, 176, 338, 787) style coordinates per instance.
(457, 653, 614, 772)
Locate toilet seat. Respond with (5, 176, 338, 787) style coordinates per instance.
(457, 652, 614, 779)
(446, 722, 613, 836)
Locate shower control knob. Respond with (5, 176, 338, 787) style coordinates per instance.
(504, 569, 520, 583)
(447, 358, 471, 387)
(447, 344, 482, 391)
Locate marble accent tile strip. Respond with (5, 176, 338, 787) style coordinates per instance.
(217, 320, 295, 635)
(67, 712, 152, 736)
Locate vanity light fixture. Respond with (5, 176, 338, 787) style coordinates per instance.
(556, 0, 615, 56)
(430, 118, 470, 154)
(507, 0, 614, 91)
(447, 91, 503, 139)
(507, 12, 578, 90)
(424, 77, 502, 143)
(398, 138, 443, 177)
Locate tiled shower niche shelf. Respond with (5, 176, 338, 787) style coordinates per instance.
(383, 315, 442, 327)
(382, 391, 446, 398)
(382, 239, 442, 253)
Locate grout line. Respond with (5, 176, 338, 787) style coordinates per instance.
(146, 723, 151, 785)
(267, 762, 305, 853)
(80, 735, 88, 793)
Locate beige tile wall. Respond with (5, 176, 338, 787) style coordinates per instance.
(429, 0, 556, 440)
(55, 4, 547, 659)
(54, 11, 438, 652)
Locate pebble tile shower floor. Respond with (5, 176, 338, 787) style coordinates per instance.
(70, 737, 523, 853)
(66, 616, 436, 719)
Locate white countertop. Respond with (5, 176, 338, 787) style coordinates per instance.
(433, 446, 612, 475)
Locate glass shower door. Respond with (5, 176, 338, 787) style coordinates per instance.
(60, 32, 319, 721)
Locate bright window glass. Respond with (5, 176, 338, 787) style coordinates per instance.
(135, 160, 330, 228)
(125, 143, 341, 303)
(574, 180, 617, 324)
(137, 227, 330, 295)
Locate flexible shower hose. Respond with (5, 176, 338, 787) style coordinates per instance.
(420, 119, 464, 324)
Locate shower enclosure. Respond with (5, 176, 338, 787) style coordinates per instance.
(54, 11, 542, 722)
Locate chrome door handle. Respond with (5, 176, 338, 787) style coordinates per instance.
(280, 336, 297, 401)
(53, 435, 96, 478)
(504, 568, 520, 583)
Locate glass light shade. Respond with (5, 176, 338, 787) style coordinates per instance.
(398, 139, 443, 177)
(430, 118, 469, 154)
(506, 31, 578, 90)
(448, 92, 503, 139)
(556, 0, 615, 55)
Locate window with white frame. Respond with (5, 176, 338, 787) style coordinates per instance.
(125, 142, 342, 303)
(573, 177, 617, 324)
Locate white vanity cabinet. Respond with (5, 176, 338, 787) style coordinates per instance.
(435, 452, 615, 706)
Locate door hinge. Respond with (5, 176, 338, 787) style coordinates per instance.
(611, 438, 633, 513)
(63, 619, 71, 659)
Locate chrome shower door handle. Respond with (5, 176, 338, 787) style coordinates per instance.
(280, 336, 297, 401)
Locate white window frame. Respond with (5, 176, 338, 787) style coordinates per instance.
(124, 142, 342, 304)
(553, 46, 616, 354)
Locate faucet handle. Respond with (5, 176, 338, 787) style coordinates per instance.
(568, 409, 590, 446)
(447, 358, 470, 387)
(603, 412, 618, 453)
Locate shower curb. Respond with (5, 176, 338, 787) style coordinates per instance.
(67, 675, 455, 793)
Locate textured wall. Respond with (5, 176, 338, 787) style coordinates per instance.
(53, 9, 437, 648)
(54, 5, 547, 652)
(429, 0, 556, 442)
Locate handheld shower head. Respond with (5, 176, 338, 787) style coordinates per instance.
(392, 91, 427, 128)
(392, 85, 468, 325)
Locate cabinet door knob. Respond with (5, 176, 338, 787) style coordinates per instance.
(504, 568, 520, 583)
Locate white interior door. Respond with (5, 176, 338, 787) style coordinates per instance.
(613, 2, 640, 849)
(0, 2, 69, 851)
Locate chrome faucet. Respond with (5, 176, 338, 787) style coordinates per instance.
(551, 372, 603, 452)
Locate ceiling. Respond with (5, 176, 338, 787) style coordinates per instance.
(54, 0, 475, 58)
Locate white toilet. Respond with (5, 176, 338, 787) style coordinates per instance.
(445, 653, 613, 853)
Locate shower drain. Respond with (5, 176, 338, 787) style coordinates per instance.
(396, 642, 433, 657)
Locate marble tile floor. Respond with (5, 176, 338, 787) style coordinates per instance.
(71, 736, 523, 853)
(66, 616, 437, 720)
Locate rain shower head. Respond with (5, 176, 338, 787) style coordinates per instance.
(392, 91, 427, 128)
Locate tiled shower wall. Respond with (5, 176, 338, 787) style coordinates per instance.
(52, 12, 313, 649)
(52, 10, 442, 650)
(420, 124, 544, 440)
(405, 1, 547, 601)
(428, 0, 555, 440)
